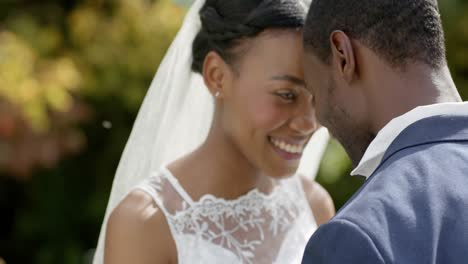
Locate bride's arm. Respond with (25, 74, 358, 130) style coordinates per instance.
(300, 176, 336, 226)
(104, 190, 176, 264)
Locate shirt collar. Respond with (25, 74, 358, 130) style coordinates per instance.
(351, 102, 468, 178)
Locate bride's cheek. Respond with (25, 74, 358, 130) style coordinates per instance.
(250, 100, 288, 131)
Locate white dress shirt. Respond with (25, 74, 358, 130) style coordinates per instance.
(351, 102, 468, 178)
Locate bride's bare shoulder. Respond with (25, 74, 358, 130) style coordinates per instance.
(104, 190, 176, 264)
(299, 176, 336, 226)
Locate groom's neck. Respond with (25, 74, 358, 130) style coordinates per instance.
(370, 63, 461, 133)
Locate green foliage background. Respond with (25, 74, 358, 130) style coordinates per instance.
(0, 0, 466, 263)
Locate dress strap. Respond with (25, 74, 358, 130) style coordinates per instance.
(160, 167, 195, 206)
(134, 172, 170, 215)
(134, 167, 194, 216)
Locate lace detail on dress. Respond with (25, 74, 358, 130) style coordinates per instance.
(170, 185, 300, 263)
(136, 168, 317, 264)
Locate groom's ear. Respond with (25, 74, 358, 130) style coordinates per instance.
(329, 30, 356, 84)
(202, 51, 231, 99)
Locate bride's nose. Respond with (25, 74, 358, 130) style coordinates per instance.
(289, 98, 318, 135)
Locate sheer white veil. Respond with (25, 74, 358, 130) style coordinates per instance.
(93, 0, 328, 262)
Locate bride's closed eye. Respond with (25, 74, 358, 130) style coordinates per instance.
(275, 89, 297, 102)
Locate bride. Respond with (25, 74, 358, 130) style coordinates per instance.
(94, 0, 334, 263)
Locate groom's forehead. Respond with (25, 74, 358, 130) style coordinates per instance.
(303, 52, 327, 71)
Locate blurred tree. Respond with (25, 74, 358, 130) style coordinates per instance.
(442, 0, 468, 100)
(1, 0, 185, 263)
(0, 29, 88, 178)
(0, 0, 184, 178)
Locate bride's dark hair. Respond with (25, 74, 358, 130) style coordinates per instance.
(192, 0, 308, 73)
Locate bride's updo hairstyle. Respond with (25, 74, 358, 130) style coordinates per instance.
(191, 0, 308, 73)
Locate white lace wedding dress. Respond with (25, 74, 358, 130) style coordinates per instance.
(135, 167, 317, 264)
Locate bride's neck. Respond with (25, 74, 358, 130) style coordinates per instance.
(202, 124, 272, 194)
(170, 123, 272, 201)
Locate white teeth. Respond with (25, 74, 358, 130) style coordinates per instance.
(292, 145, 299, 153)
(280, 141, 286, 150)
(270, 137, 303, 154)
(292, 145, 300, 153)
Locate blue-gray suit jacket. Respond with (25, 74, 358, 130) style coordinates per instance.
(302, 114, 468, 263)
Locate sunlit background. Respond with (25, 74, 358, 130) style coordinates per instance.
(0, 0, 467, 263)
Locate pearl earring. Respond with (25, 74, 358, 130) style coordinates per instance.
(214, 91, 220, 97)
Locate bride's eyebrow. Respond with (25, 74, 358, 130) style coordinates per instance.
(271, 75, 305, 87)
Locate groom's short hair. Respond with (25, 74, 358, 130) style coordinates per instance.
(303, 0, 446, 69)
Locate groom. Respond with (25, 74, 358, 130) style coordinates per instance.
(301, 0, 468, 263)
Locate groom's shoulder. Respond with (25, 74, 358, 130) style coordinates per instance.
(304, 115, 468, 263)
(321, 138, 468, 261)
(338, 138, 468, 226)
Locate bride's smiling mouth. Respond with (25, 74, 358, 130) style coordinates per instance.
(268, 136, 307, 161)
